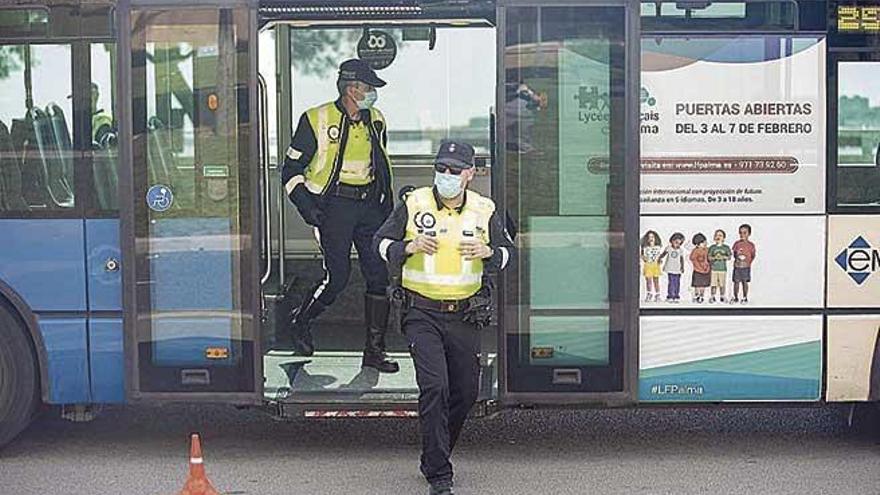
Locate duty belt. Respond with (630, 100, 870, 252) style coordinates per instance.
(406, 290, 472, 313)
(329, 182, 374, 201)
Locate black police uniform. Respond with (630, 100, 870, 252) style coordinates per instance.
(374, 141, 515, 492)
(280, 59, 397, 373)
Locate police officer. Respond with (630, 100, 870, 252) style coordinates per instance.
(90, 83, 114, 147)
(280, 59, 398, 373)
(374, 140, 515, 494)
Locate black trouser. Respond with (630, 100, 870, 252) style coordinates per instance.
(405, 307, 481, 486)
(308, 194, 389, 304)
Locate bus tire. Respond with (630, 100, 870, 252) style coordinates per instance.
(0, 304, 39, 449)
(849, 402, 880, 439)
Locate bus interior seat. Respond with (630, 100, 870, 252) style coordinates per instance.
(92, 134, 118, 211)
(0, 121, 30, 212)
(147, 116, 173, 186)
(30, 107, 74, 208)
(11, 115, 54, 209)
(47, 103, 75, 190)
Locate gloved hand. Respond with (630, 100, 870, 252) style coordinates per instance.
(300, 205, 325, 227)
(290, 183, 325, 227)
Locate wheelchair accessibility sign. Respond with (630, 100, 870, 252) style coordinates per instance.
(146, 184, 173, 212)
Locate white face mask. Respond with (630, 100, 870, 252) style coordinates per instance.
(356, 89, 378, 110)
(434, 171, 463, 199)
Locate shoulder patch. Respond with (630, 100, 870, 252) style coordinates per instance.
(407, 187, 433, 208)
(469, 192, 496, 213)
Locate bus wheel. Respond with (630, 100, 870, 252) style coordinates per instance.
(848, 402, 880, 439)
(0, 305, 39, 449)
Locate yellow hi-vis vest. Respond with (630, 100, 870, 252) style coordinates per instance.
(303, 101, 389, 193)
(402, 187, 495, 301)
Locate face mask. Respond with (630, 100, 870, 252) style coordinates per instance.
(434, 171, 463, 199)
(356, 89, 378, 110)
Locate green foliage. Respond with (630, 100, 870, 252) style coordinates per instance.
(290, 29, 406, 77)
(291, 30, 361, 77)
(0, 46, 28, 81)
(839, 95, 880, 128)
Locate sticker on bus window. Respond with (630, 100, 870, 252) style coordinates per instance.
(357, 30, 396, 70)
(146, 184, 173, 212)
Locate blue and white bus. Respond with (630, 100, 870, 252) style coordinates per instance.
(1, 0, 879, 447)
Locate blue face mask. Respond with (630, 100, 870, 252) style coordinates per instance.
(357, 89, 378, 110)
(434, 171, 463, 199)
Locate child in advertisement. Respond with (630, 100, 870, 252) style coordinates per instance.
(641, 230, 663, 302)
(731, 223, 756, 304)
(659, 232, 685, 303)
(689, 233, 710, 303)
(708, 229, 732, 303)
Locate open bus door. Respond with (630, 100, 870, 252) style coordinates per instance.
(118, 0, 263, 402)
(256, 1, 499, 415)
(496, 0, 640, 405)
(254, 0, 638, 414)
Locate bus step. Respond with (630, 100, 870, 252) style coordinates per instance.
(273, 399, 419, 419)
(268, 397, 499, 420)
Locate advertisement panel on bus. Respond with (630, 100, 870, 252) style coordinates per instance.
(636, 35, 827, 402)
(640, 37, 826, 214)
(640, 315, 822, 402)
(639, 215, 825, 308)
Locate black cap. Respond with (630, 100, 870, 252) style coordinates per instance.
(338, 59, 387, 88)
(435, 140, 475, 169)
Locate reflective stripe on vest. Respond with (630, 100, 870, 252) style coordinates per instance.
(402, 187, 495, 301)
(339, 121, 372, 185)
(304, 102, 387, 194)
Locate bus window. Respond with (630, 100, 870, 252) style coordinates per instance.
(0, 8, 49, 38)
(0, 44, 74, 211)
(659, 2, 747, 18)
(835, 60, 880, 207)
(90, 43, 118, 212)
(258, 28, 278, 166)
(641, 0, 798, 32)
(130, 7, 257, 394)
(283, 26, 496, 255)
(502, 5, 629, 393)
(142, 38, 199, 212)
(291, 27, 495, 157)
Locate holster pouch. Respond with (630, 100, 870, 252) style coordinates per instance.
(388, 285, 407, 335)
(464, 280, 494, 329)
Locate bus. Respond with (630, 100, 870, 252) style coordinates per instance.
(1, 0, 879, 447)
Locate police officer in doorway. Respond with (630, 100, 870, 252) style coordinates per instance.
(374, 140, 515, 494)
(280, 59, 398, 373)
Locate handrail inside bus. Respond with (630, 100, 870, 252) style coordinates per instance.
(258, 73, 273, 286)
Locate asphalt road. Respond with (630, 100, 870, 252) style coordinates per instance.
(1, 404, 878, 495)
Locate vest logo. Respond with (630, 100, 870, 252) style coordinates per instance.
(327, 125, 340, 142)
(835, 236, 880, 285)
(414, 211, 436, 231)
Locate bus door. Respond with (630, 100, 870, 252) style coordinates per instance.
(497, 0, 640, 403)
(256, 2, 498, 410)
(118, 0, 262, 401)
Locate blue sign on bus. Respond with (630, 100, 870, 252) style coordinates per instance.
(146, 185, 173, 212)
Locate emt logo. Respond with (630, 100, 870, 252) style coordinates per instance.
(835, 236, 880, 285)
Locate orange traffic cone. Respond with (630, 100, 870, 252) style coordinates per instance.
(177, 434, 220, 495)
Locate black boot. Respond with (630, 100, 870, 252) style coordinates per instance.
(287, 297, 326, 356)
(428, 484, 453, 495)
(362, 293, 399, 373)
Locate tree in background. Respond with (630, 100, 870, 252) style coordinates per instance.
(0, 46, 29, 81)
